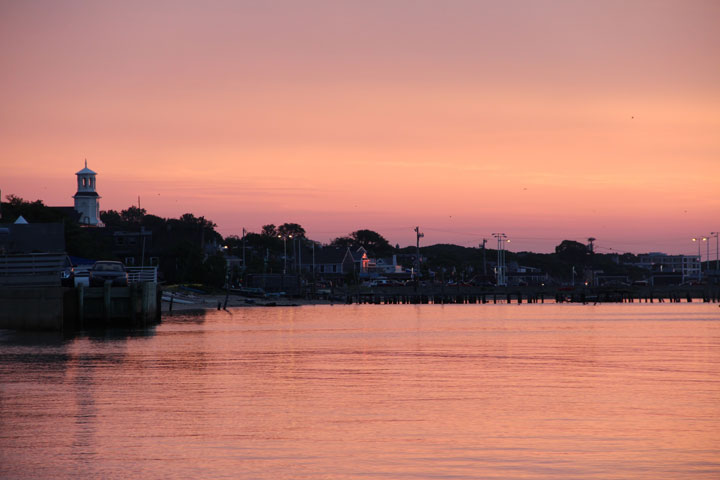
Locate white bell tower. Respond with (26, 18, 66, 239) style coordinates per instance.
(73, 160, 103, 226)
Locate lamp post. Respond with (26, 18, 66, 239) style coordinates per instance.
(707, 236, 710, 274)
(492, 233, 509, 286)
(692, 236, 707, 280)
(712, 232, 719, 273)
(278, 234, 292, 274)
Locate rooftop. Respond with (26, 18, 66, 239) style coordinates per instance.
(75, 160, 97, 176)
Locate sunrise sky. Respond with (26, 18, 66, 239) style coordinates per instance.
(1, 0, 719, 254)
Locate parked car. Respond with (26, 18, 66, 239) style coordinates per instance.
(89, 261, 128, 286)
(60, 256, 74, 287)
(73, 265, 92, 287)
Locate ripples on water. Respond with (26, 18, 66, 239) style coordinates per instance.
(1, 304, 719, 479)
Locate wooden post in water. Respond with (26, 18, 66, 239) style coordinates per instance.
(130, 284, 137, 324)
(77, 285, 84, 329)
(155, 287, 162, 322)
(141, 282, 153, 323)
(103, 281, 112, 323)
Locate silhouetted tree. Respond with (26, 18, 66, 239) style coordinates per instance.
(3, 195, 63, 223)
(330, 236, 354, 248)
(120, 206, 147, 225)
(352, 229, 393, 256)
(100, 209, 123, 227)
(261, 224, 277, 237)
(555, 240, 589, 266)
(330, 229, 393, 256)
(278, 222, 305, 238)
(141, 214, 166, 230)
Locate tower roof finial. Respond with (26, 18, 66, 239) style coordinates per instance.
(85, 158, 87, 168)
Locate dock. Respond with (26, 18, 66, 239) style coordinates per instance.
(336, 285, 720, 305)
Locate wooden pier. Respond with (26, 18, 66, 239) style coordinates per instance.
(337, 285, 720, 306)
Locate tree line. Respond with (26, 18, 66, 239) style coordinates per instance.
(3, 195, 646, 287)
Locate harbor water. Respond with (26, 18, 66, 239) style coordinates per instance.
(1, 303, 719, 479)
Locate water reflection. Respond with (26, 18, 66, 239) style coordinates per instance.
(1, 304, 719, 479)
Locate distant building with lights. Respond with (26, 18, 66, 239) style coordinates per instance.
(636, 253, 700, 282)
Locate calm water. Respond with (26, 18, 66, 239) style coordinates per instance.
(1, 304, 719, 479)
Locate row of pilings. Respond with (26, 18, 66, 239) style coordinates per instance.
(346, 293, 546, 305)
(342, 290, 720, 305)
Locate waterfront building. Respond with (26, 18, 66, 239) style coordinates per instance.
(636, 252, 700, 282)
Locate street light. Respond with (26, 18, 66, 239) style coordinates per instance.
(712, 232, 719, 273)
(692, 236, 707, 280)
(492, 233, 509, 286)
(278, 234, 292, 274)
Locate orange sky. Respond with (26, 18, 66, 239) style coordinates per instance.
(1, 0, 719, 253)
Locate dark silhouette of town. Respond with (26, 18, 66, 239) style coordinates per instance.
(2, 194, 716, 294)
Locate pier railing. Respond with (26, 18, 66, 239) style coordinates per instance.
(0, 253, 66, 287)
(127, 266, 158, 284)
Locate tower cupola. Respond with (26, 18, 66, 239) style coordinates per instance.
(73, 160, 102, 226)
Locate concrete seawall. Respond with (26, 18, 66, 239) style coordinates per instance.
(0, 283, 160, 331)
(0, 287, 66, 330)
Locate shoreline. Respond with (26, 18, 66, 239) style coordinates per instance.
(161, 292, 336, 312)
(161, 290, 720, 313)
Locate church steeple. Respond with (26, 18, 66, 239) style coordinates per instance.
(73, 160, 102, 226)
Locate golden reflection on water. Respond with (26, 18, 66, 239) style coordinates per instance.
(1, 304, 719, 479)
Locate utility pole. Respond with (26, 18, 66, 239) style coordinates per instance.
(587, 237, 596, 254)
(242, 227, 247, 272)
(480, 239, 487, 276)
(587, 237, 596, 286)
(707, 235, 710, 275)
(692, 236, 707, 280)
(414, 226, 424, 282)
(278, 234, 292, 274)
(298, 238, 302, 276)
(312, 242, 316, 294)
(492, 233, 508, 286)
